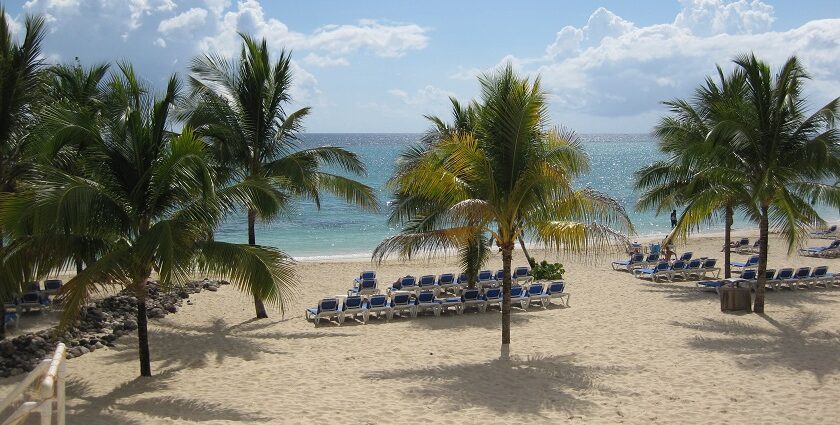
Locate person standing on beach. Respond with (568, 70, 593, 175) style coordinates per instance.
(670, 210, 677, 228)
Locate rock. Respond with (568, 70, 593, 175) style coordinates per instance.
(165, 304, 178, 313)
(147, 308, 166, 318)
(205, 285, 218, 292)
(94, 342, 104, 349)
(123, 319, 138, 330)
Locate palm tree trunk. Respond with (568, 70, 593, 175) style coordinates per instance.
(0, 304, 6, 340)
(135, 277, 152, 377)
(724, 205, 733, 279)
(754, 204, 769, 313)
(518, 236, 533, 267)
(75, 259, 84, 275)
(500, 241, 513, 357)
(248, 209, 269, 319)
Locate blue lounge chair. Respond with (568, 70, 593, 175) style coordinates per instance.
(611, 253, 644, 271)
(798, 240, 840, 258)
(546, 281, 570, 307)
(789, 267, 811, 290)
(694, 258, 720, 280)
(438, 295, 464, 315)
(738, 269, 758, 289)
(305, 298, 340, 326)
(18, 292, 48, 312)
(44, 279, 63, 296)
(731, 255, 759, 274)
(354, 271, 376, 286)
(696, 279, 727, 293)
(724, 238, 749, 252)
(436, 273, 458, 293)
(769, 268, 794, 291)
(366, 295, 391, 320)
(339, 296, 367, 324)
(737, 240, 760, 254)
(807, 266, 834, 289)
(348, 278, 379, 296)
(477, 270, 496, 287)
(24, 282, 41, 293)
(811, 225, 838, 239)
(390, 276, 417, 293)
(525, 283, 550, 309)
(389, 292, 416, 319)
(513, 267, 533, 284)
(666, 260, 688, 281)
(633, 261, 671, 282)
(461, 288, 487, 313)
(649, 243, 661, 255)
(678, 252, 693, 262)
(510, 285, 528, 310)
(418, 275, 438, 293)
(638, 253, 661, 270)
(482, 287, 503, 311)
(494, 270, 504, 282)
(414, 291, 442, 316)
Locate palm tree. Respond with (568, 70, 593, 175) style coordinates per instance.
(183, 34, 378, 319)
(375, 64, 632, 354)
(636, 67, 752, 279)
(713, 54, 840, 313)
(0, 7, 46, 339)
(0, 64, 297, 377)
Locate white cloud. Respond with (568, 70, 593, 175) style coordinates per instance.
(158, 8, 209, 35)
(389, 85, 454, 106)
(204, 0, 230, 16)
(302, 53, 349, 67)
(474, 0, 840, 129)
(199, 0, 429, 61)
(23, 0, 81, 10)
(154, 37, 166, 48)
(288, 59, 320, 103)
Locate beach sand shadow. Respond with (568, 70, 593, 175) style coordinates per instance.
(363, 354, 616, 418)
(671, 309, 840, 382)
(638, 281, 712, 302)
(65, 370, 269, 424)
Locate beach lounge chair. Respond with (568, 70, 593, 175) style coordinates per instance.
(494, 270, 504, 281)
(348, 278, 379, 296)
(354, 271, 376, 286)
(24, 282, 41, 293)
(806, 266, 834, 289)
(648, 243, 661, 255)
(414, 291, 442, 317)
(525, 283, 550, 309)
(418, 275, 438, 293)
(482, 287, 503, 311)
(44, 279, 63, 296)
(798, 240, 840, 258)
(611, 253, 644, 271)
(682, 259, 702, 277)
(18, 292, 48, 312)
(3, 311, 17, 330)
(365, 295, 391, 320)
(769, 268, 794, 291)
(666, 260, 688, 281)
(477, 270, 496, 287)
(789, 267, 811, 290)
(305, 298, 340, 326)
(731, 255, 759, 274)
(633, 261, 671, 282)
(389, 293, 416, 319)
(390, 276, 417, 293)
(637, 253, 661, 270)
(696, 279, 727, 293)
(438, 295, 464, 315)
(811, 225, 838, 239)
(736, 269, 758, 290)
(696, 259, 721, 280)
(724, 238, 749, 252)
(678, 252, 693, 262)
(513, 266, 533, 284)
(546, 281, 570, 307)
(737, 240, 760, 254)
(461, 288, 487, 313)
(510, 285, 529, 310)
(339, 296, 368, 324)
(436, 273, 458, 293)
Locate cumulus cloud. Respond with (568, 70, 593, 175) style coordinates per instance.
(389, 85, 455, 106)
(158, 7, 209, 35)
(302, 53, 349, 67)
(199, 0, 429, 60)
(474, 0, 840, 129)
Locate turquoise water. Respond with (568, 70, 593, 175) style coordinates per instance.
(213, 133, 839, 258)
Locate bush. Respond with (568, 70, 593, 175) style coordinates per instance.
(527, 258, 565, 280)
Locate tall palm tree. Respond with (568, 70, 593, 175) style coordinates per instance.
(636, 67, 752, 279)
(0, 7, 46, 339)
(713, 54, 840, 313)
(183, 34, 378, 318)
(375, 64, 632, 354)
(0, 64, 297, 377)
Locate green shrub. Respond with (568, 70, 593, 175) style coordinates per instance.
(527, 258, 565, 280)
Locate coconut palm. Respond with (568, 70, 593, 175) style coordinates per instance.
(183, 34, 378, 319)
(711, 54, 840, 312)
(635, 67, 752, 278)
(0, 64, 297, 376)
(0, 8, 46, 339)
(375, 64, 632, 354)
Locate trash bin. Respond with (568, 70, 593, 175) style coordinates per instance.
(720, 287, 752, 312)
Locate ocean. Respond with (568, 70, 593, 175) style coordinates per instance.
(213, 133, 839, 258)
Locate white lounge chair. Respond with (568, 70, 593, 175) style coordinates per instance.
(305, 298, 340, 326)
(525, 283, 550, 309)
(546, 281, 570, 307)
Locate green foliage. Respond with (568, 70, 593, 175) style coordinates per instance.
(527, 258, 565, 281)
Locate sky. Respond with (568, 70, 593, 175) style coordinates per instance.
(5, 0, 840, 133)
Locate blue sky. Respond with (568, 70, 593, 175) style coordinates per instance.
(6, 0, 840, 133)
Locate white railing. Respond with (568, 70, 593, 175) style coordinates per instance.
(0, 343, 66, 425)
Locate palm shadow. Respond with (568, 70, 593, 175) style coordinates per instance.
(638, 281, 712, 302)
(65, 370, 269, 424)
(362, 354, 617, 417)
(671, 310, 840, 382)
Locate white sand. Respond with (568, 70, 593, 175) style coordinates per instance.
(2, 232, 840, 424)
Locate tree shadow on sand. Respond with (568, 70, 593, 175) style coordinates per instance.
(362, 354, 619, 418)
(65, 370, 269, 424)
(105, 317, 357, 370)
(671, 310, 840, 382)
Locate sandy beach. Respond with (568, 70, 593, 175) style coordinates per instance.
(2, 231, 839, 424)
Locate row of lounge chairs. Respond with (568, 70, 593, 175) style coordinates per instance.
(697, 265, 836, 293)
(798, 240, 840, 258)
(305, 275, 569, 326)
(811, 225, 839, 240)
(632, 258, 720, 282)
(612, 251, 694, 272)
(348, 268, 535, 297)
(725, 238, 760, 254)
(3, 279, 64, 330)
